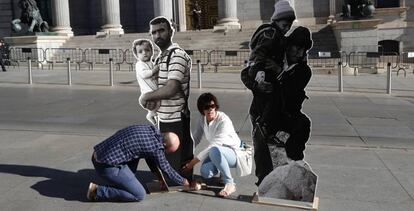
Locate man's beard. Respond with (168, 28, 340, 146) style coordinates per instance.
(155, 38, 170, 49)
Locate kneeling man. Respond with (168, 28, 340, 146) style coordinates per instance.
(86, 124, 189, 202)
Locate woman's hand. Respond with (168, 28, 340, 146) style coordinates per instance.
(182, 158, 200, 173)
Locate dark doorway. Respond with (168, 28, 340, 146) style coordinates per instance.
(378, 40, 399, 55)
(186, 0, 218, 30)
(376, 0, 399, 8)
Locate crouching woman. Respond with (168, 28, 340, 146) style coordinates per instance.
(182, 93, 243, 197)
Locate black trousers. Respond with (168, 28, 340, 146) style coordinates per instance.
(285, 112, 311, 161)
(159, 112, 194, 182)
(250, 115, 274, 186)
(0, 58, 6, 71)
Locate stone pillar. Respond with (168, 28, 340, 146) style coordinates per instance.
(154, 0, 173, 20)
(328, 0, 336, 24)
(100, 0, 124, 35)
(177, 0, 186, 31)
(214, 0, 241, 31)
(51, 0, 73, 36)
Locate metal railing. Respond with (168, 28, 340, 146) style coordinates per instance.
(398, 52, 414, 77)
(308, 51, 346, 69)
(44, 48, 83, 69)
(5, 47, 414, 75)
(3, 47, 413, 94)
(9, 47, 45, 68)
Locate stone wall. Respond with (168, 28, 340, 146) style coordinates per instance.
(294, 0, 330, 24)
(404, 0, 414, 51)
(237, 0, 263, 28)
(0, 0, 13, 38)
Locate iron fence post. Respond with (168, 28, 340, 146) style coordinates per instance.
(67, 58, 72, 85)
(338, 61, 343, 92)
(197, 60, 202, 89)
(109, 58, 114, 86)
(28, 57, 32, 84)
(386, 62, 391, 94)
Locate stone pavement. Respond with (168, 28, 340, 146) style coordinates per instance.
(0, 69, 413, 211)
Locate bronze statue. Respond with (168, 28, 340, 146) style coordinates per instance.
(342, 0, 375, 19)
(11, 0, 49, 33)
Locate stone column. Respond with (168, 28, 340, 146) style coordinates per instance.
(177, 0, 186, 31)
(51, 0, 73, 36)
(154, 0, 173, 20)
(328, 0, 336, 24)
(214, 0, 241, 31)
(100, 0, 124, 35)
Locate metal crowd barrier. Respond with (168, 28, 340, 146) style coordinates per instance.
(210, 50, 249, 72)
(123, 49, 136, 71)
(6, 47, 413, 76)
(9, 47, 45, 69)
(398, 52, 414, 77)
(348, 52, 381, 75)
(44, 48, 84, 70)
(308, 51, 346, 69)
(379, 52, 399, 70)
(83, 49, 124, 70)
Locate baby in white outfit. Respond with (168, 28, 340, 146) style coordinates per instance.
(132, 39, 160, 125)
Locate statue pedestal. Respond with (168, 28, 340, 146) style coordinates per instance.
(4, 35, 70, 63)
(332, 19, 382, 52)
(213, 18, 241, 32)
(4, 34, 69, 49)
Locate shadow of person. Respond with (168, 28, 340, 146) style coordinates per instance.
(0, 164, 156, 202)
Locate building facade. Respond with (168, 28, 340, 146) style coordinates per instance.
(0, 0, 413, 51)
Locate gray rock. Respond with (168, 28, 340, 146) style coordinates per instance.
(258, 160, 317, 202)
(267, 144, 289, 169)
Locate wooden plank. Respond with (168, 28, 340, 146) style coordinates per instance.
(146, 182, 183, 194)
(252, 192, 319, 211)
(146, 166, 184, 194)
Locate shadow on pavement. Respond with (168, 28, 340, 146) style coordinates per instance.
(0, 164, 157, 202)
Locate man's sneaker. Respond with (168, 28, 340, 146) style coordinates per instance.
(86, 182, 97, 201)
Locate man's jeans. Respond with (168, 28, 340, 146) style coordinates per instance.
(92, 158, 146, 202)
(200, 146, 237, 184)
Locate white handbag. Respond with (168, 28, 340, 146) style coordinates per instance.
(235, 142, 253, 177)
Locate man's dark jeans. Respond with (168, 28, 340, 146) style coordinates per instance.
(92, 157, 146, 202)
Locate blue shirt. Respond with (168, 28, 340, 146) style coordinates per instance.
(94, 125, 185, 185)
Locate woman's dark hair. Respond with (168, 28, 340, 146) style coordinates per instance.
(197, 92, 220, 115)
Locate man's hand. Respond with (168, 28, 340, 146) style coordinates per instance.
(140, 93, 156, 110)
(183, 179, 190, 188)
(256, 81, 273, 93)
(145, 101, 157, 110)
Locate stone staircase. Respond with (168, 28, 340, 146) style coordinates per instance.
(60, 29, 254, 50)
(57, 24, 339, 73)
(61, 24, 338, 52)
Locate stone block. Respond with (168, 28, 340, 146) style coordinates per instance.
(258, 160, 317, 203)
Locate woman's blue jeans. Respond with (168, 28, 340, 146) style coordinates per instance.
(200, 146, 237, 184)
(92, 158, 146, 202)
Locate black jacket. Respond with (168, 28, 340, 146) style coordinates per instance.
(241, 23, 287, 130)
(279, 61, 312, 160)
(248, 22, 286, 83)
(279, 61, 312, 115)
